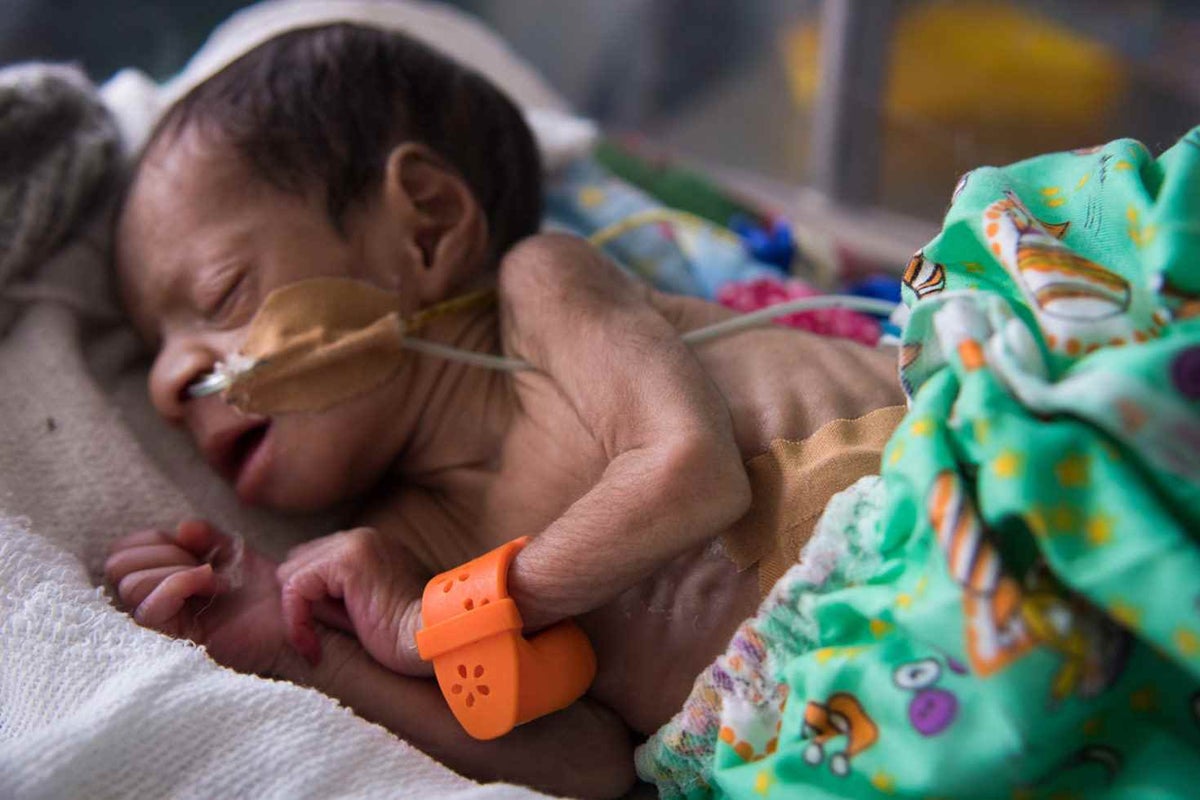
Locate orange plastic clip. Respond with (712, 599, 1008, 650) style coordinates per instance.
(414, 536, 597, 740)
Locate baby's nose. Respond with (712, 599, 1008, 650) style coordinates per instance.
(148, 339, 219, 424)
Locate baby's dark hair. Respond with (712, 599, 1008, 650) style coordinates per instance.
(152, 23, 543, 261)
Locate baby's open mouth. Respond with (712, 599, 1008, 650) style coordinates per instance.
(229, 423, 269, 482)
(207, 419, 271, 486)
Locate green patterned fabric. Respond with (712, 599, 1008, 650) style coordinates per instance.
(638, 128, 1200, 799)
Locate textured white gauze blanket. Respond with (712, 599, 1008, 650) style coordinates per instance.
(0, 1, 594, 796)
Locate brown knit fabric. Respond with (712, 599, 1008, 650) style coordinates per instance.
(723, 404, 907, 597)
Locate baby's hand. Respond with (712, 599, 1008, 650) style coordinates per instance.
(105, 520, 287, 676)
(277, 527, 432, 676)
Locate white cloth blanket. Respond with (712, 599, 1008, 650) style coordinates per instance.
(0, 1, 598, 794)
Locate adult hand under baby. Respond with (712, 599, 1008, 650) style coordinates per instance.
(277, 526, 433, 677)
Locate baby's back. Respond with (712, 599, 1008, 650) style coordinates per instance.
(651, 291, 904, 457)
(484, 293, 905, 733)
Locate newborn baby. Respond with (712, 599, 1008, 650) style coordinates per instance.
(106, 23, 903, 797)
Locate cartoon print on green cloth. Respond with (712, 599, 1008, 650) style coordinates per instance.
(982, 189, 1156, 356)
(636, 128, 1200, 800)
(893, 655, 965, 736)
(800, 693, 878, 778)
(927, 461, 1130, 701)
(1020, 563, 1131, 706)
(902, 251, 946, 299)
(1160, 274, 1200, 321)
(927, 468, 1036, 675)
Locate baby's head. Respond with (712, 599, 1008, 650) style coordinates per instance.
(115, 23, 541, 511)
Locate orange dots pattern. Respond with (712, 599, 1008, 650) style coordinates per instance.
(719, 726, 779, 764)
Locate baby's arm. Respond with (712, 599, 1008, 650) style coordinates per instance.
(498, 233, 752, 627)
(107, 522, 635, 799)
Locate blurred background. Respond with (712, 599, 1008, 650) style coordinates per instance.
(4, 0, 1197, 230)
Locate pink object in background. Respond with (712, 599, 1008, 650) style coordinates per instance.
(716, 278, 881, 346)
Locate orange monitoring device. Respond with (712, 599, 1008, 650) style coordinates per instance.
(414, 536, 597, 740)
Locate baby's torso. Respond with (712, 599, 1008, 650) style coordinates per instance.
(387, 293, 905, 734)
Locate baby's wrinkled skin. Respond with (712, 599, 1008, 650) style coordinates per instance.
(107, 127, 903, 797)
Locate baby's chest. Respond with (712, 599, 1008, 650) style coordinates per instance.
(475, 379, 607, 547)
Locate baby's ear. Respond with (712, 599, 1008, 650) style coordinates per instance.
(382, 142, 487, 303)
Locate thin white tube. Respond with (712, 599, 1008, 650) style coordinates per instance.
(400, 337, 532, 371)
(404, 294, 899, 371)
(680, 295, 898, 345)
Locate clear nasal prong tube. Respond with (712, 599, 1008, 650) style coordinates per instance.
(187, 353, 262, 398)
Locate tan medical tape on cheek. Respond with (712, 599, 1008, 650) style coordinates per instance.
(225, 277, 411, 415)
(216, 277, 496, 415)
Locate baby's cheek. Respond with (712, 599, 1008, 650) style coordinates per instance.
(269, 420, 388, 511)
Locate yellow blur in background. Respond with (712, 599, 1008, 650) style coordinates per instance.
(781, 1, 1131, 215)
(784, 1, 1126, 137)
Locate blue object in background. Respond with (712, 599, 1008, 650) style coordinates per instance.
(730, 216, 795, 273)
(847, 274, 902, 305)
(849, 274, 902, 336)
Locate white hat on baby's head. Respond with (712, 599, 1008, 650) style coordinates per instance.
(99, 0, 597, 172)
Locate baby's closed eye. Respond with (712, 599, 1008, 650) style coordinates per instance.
(196, 263, 253, 324)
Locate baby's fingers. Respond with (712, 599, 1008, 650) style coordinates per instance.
(279, 562, 347, 666)
(135, 564, 217, 628)
(174, 519, 237, 562)
(108, 520, 234, 573)
(117, 565, 197, 610)
(109, 528, 177, 553)
(105, 545, 198, 584)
